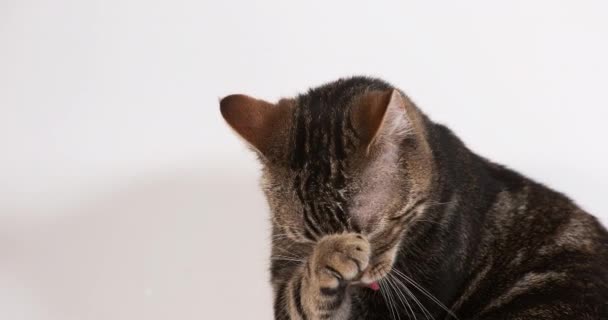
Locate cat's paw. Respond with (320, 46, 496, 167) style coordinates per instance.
(310, 233, 371, 290)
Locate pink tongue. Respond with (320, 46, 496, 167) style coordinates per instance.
(368, 281, 380, 291)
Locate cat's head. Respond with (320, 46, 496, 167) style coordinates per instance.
(220, 77, 435, 282)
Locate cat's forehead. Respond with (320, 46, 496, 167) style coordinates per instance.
(287, 97, 363, 170)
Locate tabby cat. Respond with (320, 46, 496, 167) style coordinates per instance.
(220, 77, 608, 319)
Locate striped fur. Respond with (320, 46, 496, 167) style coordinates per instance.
(221, 76, 608, 319)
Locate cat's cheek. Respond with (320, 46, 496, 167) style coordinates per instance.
(359, 247, 399, 284)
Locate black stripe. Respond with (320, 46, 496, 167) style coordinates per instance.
(319, 295, 344, 312)
(333, 202, 350, 231)
(373, 232, 400, 258)
(293, 276, 307, 319)
(294, 176, 322, 237)
(320, 111, 333, 182)
(303, 228, 317, 241)
(389, 197, 427, 221)
(274, 282, 289, 320)
(319, 313, 336, 320)
(333, 107, 346, 160)
(345, 105, 360, 152)
(306, 202, 324, 236)
(320, 286, 340, 296)
(331, 169, 350, 231)
(319, 283, 347, 312)
(373, 243, 391, 258)
(303, 175, 324, 231)
(291, 103, 307, 169)
(325, 266, 344, 280)
(321, 203, 343, 234)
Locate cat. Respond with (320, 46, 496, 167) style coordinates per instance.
(219, 76, 608, 319)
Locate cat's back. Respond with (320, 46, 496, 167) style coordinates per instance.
(486, 162, 608, 261)
(460, 162, 608, 318)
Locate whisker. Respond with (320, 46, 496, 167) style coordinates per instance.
(390, 272, 433, 320)
(269, 235, 293, 243)
(392, 269, 459, 320)
(272, 252, 303, 257)
(404, 286, 433, 320)
(271, 254, 304, 260)
(270, 256, 305, 264)
(387, 273, 414, 320)
(270, 233, 290, 237)
(270, 257, 303, 261)
(271, 244, 298, 254)
(386, 277, 402, 320)
(384, 276, 402, 320)
(378, 280, 394, 320)
(381, 278, 398, 320)
(269, 232, 315, 245)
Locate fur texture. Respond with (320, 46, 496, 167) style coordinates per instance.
(220, 76, 608, 319)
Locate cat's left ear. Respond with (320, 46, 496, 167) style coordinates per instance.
(220, 94, 292, 159)
(352, 89, 426, 153)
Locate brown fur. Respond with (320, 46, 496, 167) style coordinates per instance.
(220, 76, 608, 319)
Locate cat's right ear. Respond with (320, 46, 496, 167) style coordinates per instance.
(220, 94, 292, 158)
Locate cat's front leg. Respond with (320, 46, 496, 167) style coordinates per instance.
(285, 233, 371, 320)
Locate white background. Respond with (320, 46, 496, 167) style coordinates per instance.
(1, 1, 607, 319)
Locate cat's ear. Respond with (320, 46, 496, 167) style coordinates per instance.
(220, 94, 292, 158)
(352, 89, 417, 152)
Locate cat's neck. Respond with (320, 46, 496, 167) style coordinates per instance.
(392, 122, 513, 317)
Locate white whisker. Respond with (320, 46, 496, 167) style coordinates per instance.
(270, 256, 305, 264)
(387, 273, 414, 320)
(378, 280, 393, 320)
(390, 272, 433, 320)
(381, 279, 398, 320)
(392, 269, 459, 320)
(386, 277, 402, 320)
